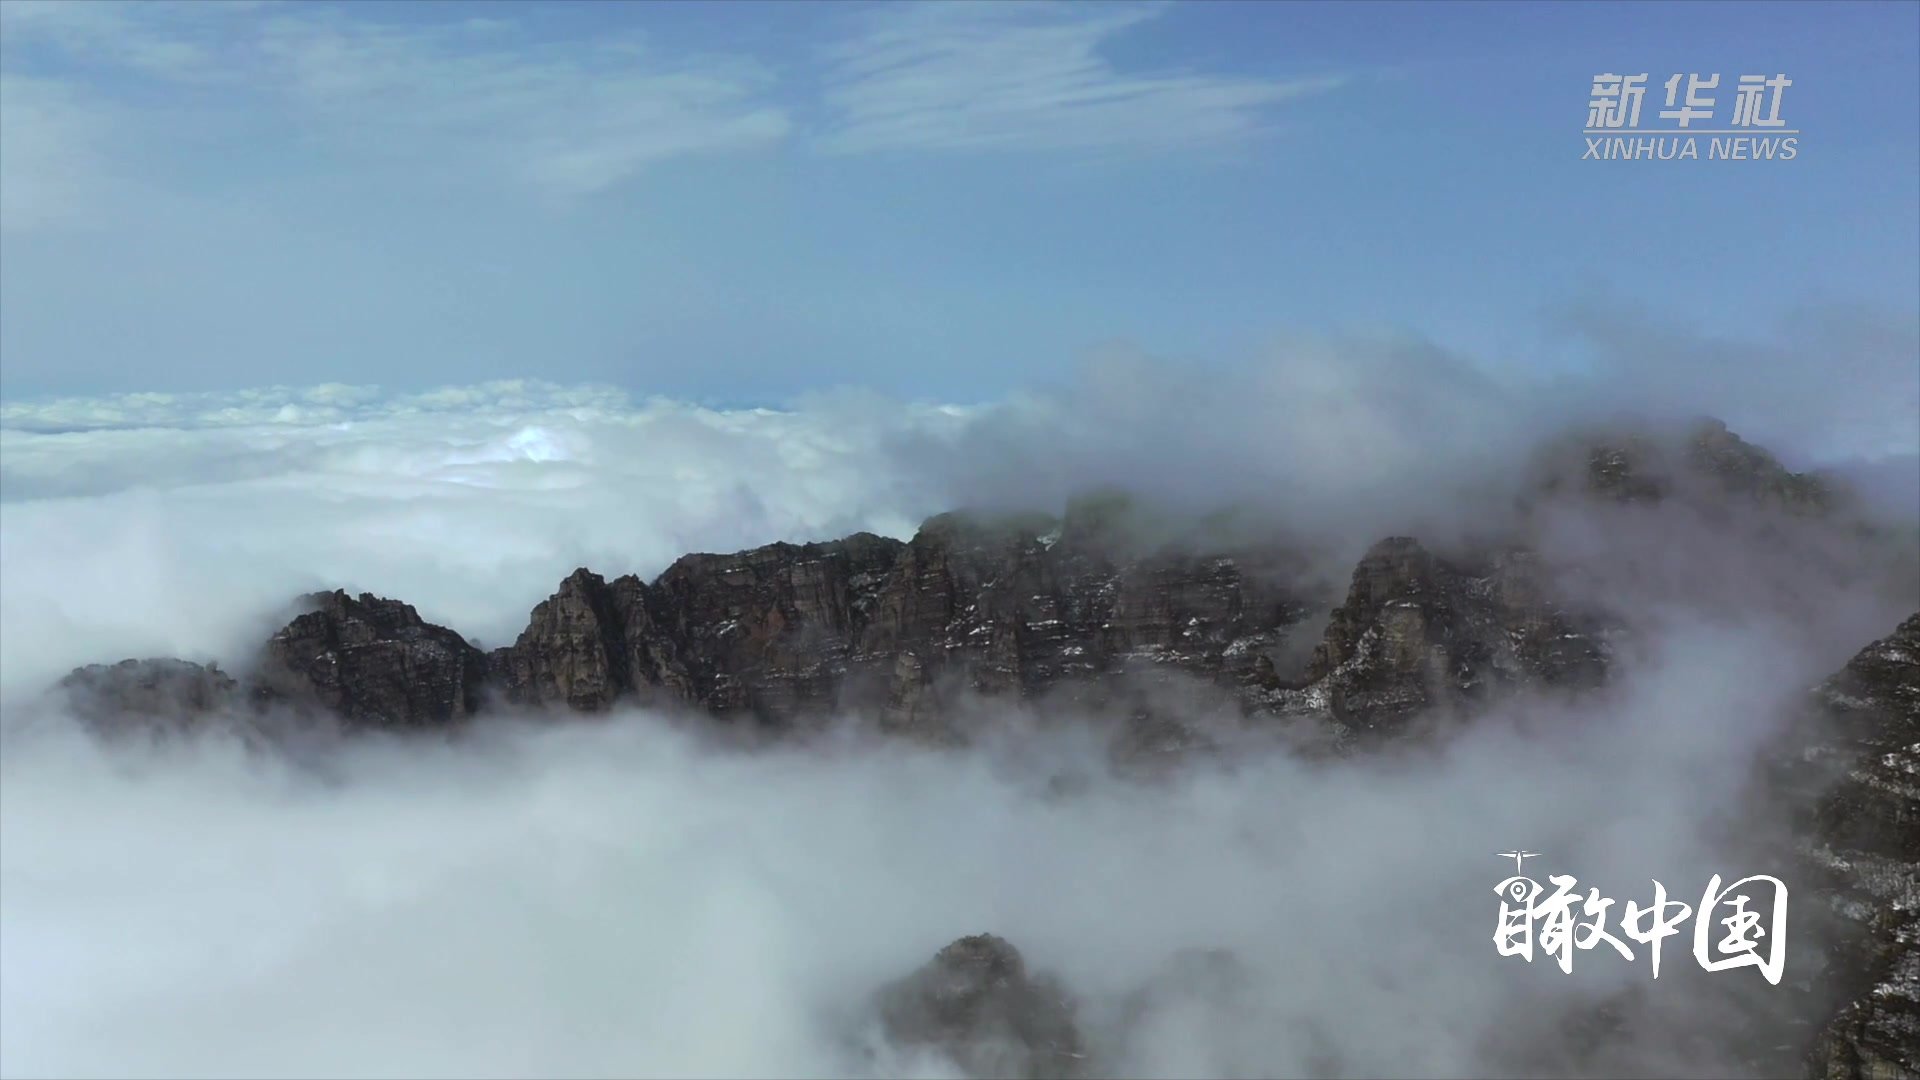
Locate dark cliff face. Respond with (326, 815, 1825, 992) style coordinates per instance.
(1286, 536, 1612, 739)
(1790, 613, 1920, 1080)
(850, 506, 1316, 740)
(485, 506, 1322, 741)
(1807, 612, 1920, 862)
(487, 567, 687, 714)
(472, 500, 1625, 757)
(256, 590, 490, 729)
(651, 532, 905, 720)
(489, 534, 905, 722)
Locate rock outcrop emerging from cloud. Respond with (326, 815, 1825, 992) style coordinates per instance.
(873, 934, 1086, 1080)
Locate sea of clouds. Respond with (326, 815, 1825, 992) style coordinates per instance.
(2, 338, 1917, 1078)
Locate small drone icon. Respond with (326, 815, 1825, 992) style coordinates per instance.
(1497, 850, 1540, 875)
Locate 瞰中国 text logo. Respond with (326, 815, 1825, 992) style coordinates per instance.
(1584, 73, 1798, 161)
(1493, 851, 1788, 984)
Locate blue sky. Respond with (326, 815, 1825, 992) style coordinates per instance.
(0, 0, 1915, 409)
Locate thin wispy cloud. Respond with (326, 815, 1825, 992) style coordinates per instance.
(0, 1, 792, 215)
(0, 0, 253, 82)
(247, 13, 792, 198)
(0, 0, 1338, 232)
(816, 1, 1343, 155)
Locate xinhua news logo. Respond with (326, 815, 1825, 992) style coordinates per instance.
(1583, 73, 1798, 161)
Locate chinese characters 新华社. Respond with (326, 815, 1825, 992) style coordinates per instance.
(1586, 73, 1792, 131)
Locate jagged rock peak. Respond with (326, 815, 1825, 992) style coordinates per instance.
(1290, 535, 1610, 737)
(258, 588, 488, 729)
(50, 591, 494, 736)
(491, 567, 655, 712)
(493, 533, 907, 720)
(1685, 417, 1839, 512)
(490, 506, 1324, 734)
(875, 934, 1086, 1080)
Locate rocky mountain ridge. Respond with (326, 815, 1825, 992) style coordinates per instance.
(49, 419, 1857, 744)
(58, 521, 1612, 753)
